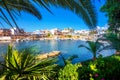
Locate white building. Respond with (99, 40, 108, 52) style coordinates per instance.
(62, 28, 74, 35)
(0, 36, 11, 41)
(97, 26, 108, 35)
(50, 28, 59, 35)
(32, 30, 41, 35)
(74, 30, 89, 35)
(10, 28, 18, 35)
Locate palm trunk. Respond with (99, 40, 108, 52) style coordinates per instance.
(93, 53, 96, 60)
(116, 50, 120, 55)
(93, 57, 96, 60)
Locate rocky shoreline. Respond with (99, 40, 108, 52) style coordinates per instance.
(36, 51, 61, 60)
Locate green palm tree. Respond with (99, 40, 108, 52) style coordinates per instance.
(35, 0, 97, 29)
(78, 40, 105, 60)
(103, 33, 120, 54)
(100, 0, 120, 32)
(0, 0, 97, 30)
(0, 0, 42, 31)
(0, 45, 58, 80)
(60, 54, 78, 66)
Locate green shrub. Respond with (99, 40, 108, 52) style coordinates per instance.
(0, 45, 58, 80)
(58, 62, 81, 80)
(77, 55, 120, 80)
(1, 45, 120, 80)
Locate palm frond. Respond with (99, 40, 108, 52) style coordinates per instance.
(100, 33, 120, 51)
(0, 8, 14, 28)
(67, 55, 78, 62)
(20, 52, 35, 69)
(2, 0, 20, 31)
(4, 0, 42, 19)
(33, 0, 54, 15)
(78, 44, 91, 51)
(87, 41, 97, 54)
(78, 0, 97, 29)
(59, 54, 78, 66)
(0, 22, 5, 28)
(11, 9, 21, 17)
(0, 0, 42, 29)
(41, 0, 97, 29)
(78, 40, 108, 60)
(60, 54, 67, 66)
(0, 45, 59, 79)
(98, 45, 113, 53)
(10, 10, 21, 20)
(0, 0, 97, 29)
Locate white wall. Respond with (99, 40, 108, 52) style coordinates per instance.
(0, 36, 11, 41)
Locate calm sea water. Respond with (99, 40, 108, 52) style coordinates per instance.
(0, 40, 115, 64)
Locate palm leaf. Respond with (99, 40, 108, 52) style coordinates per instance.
(60, 54, 79, 66)
(4, 0, 42, 19)
(12, 55, 20, 71)
(78, 0, 97, 28)
(98, 45, 113, 53)
(0, 0, 97, 29)
(0, 8, 14, 28)
(0, 0, 42, 29)
(33, 0, 54, 15)
(60, 54, 67, 66)
(78, 40, 107, 60)
(78, 44, 91, 51)
(43, 0, 97, 29)
(21, 53, 35, 69)
(100, 33, 120, 51)
(87, 41, 99, 54)
(10, 11, 19, 20)
(2, 0, 20, 31)
(0, 75, 6, 80)
(67, 55, 78, 62)
(0, 63, 14, 71)
(25, 58, 57, 71)
(0, 45, 58, 79)
(0, 21, 5, 28)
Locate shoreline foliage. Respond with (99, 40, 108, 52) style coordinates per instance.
(0, 45, 120, 80)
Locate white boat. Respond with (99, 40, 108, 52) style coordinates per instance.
(16, 39, 20, 42)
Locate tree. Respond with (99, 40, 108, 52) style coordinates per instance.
(102, 33, 120, 54)
(0, 0, 97, 30)
(100, 0, 120, 55)
(35, 0, 97, 29)
(60, 54, 78, 66)
(0, 0, 42, 31)
(0, 45, 58, 80)
(101, 0, 120, 33)
(78, 40, 105, 60)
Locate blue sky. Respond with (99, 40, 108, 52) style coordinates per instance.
(1, 0, 108, 32)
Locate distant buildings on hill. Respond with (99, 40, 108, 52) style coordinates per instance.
(0, 29, 11, 36)
(0, 28, 26, 36)
(0, 27, 108, 41)
(32, 27, 107, 36)
(0, 28, 26, 41)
